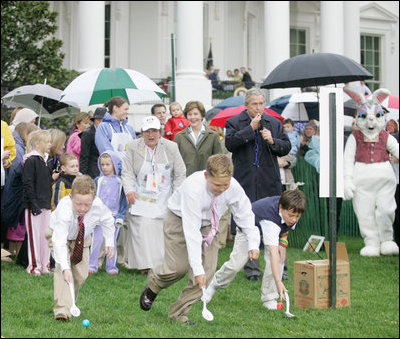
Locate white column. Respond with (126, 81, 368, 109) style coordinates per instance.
(175, 1, 212, 109)
(320, 1, 344, 55)
(111, 1, 130, 68)
(78, 1, 105, 72)
(343, 1, 360, 63)
(264, 1, 291, 100)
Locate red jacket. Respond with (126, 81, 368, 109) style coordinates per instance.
(164, 115, 190, 141)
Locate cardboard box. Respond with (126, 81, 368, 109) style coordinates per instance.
(294, 241, 350, 309)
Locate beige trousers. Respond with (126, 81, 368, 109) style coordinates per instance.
(147, 210, 219, 323)
(217, 208, 231, 248)
(45, 227, 92, 318)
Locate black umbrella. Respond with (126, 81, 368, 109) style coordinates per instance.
(261, 53, 372, 89)
(261, 52, 372, 309)
(344, 99, 358, 117)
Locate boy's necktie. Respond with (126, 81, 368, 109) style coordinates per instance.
(203, 196, 219, 247)
(71, 216, 85, 265)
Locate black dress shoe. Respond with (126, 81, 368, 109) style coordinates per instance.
(140, 286, 157, 311)
(248, 275, 260, 281)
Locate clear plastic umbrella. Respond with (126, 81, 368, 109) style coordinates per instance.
(1, 83, 80, 122)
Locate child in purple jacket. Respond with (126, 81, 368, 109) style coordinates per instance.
(88, 150, 127, 275)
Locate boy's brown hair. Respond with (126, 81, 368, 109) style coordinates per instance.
(283, 118, 294, 127)
(59, 153, 78, 167)
(279, 189, 306, 214)
(206, 154, 233, 178)
(71, 175, 96, 197)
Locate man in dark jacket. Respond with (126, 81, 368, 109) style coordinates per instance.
(79, 107, 107, 179)
(225, 88, 291, 281)
(240, 67, 255, 89)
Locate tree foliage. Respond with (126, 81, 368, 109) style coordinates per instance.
(1, 1, 80, 91)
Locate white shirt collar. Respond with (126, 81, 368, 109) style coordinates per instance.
(188, 125, 205, 145)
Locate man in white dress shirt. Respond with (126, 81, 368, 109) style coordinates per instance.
(139, 154, 260, 325)
(45, 175, 115, 321)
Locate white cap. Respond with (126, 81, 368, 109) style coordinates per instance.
(12, 108, 39, 126)
(141, 116, 161, 131)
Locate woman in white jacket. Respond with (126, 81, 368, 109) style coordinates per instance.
(121, 116, 186, 274)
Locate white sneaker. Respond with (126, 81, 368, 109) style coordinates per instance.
(263, 300, 278, 310)
(203, 281, 217, 303)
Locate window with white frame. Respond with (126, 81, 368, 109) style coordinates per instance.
(290, 28, 306, 57)
(360, 35, 381, 92)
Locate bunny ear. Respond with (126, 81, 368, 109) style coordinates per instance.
(343, 86, 366, 106)
(371, 88, 390, 105)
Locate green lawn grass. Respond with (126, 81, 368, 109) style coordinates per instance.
(1, 236, 399, 338)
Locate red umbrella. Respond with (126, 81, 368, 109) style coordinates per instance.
(365, 94, 398, 110)
(209, 105, 284, 128)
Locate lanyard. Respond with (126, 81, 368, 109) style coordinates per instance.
(144, 143, 158, 175)
(253, 129, 260, 166)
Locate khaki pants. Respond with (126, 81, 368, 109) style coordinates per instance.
(147, 210, 219, 323)
(45, 227, 92, 318)
(217, 208, 231, 248)
(261, 246, 284, 304)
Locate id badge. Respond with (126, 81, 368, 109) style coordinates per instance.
(146, 173, 159, 192)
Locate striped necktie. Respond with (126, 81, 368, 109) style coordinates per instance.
(203, 196, 219, 247)
(71, 216, 85, 265)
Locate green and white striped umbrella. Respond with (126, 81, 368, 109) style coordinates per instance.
(60, 68, 166, 106)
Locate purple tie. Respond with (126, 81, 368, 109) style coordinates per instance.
(71, 216, 85, 265)
(203, 196, 219, 247)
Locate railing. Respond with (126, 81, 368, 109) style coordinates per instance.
(152, 78, 265, 106)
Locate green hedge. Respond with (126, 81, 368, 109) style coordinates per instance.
(288, 156, 360, 249)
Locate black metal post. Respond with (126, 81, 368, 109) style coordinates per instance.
(171, 33, 176, 102)
(328, 92, 337, 309)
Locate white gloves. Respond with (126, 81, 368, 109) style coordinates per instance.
(343, 178, 356, 200)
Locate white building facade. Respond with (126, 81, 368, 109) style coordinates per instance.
(50, 1, 399, 127)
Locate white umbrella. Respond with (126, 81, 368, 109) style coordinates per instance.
(267, 92, 319, 122)
(60, 68, 166, 106)
(281, 102, 311, 121)
(284, 92, 319, 122)
(2, 83, 80, 122)
(289, 92, 319, 103)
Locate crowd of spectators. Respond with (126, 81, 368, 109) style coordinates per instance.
(205, 66, 255, 91)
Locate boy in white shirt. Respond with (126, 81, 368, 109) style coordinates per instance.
(205, 189, 306, 310)
(139, 154, 260, 325)
(45, 175, 115, 321)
